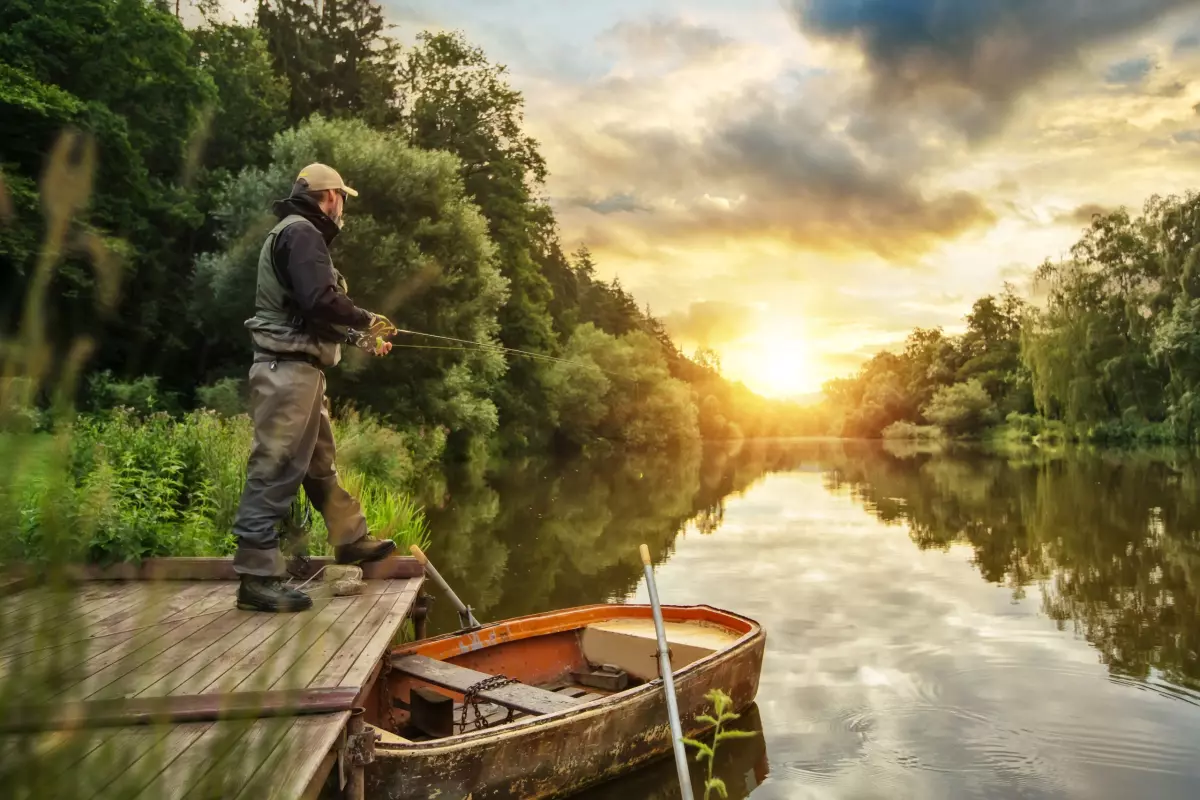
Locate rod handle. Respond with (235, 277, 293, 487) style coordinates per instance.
(640, 544, 652, 566)
(410, 544, 429, 565)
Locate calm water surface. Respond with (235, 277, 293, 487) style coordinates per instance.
(420, 440, 1200, 799)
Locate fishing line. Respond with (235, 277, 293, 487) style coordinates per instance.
(387, 327, 631, 379)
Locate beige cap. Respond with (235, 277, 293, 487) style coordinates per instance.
(294, 163, 358, 197)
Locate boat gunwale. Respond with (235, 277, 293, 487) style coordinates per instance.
(381, 603, 765, 752)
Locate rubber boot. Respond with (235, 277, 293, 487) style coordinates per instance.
(237, 575, 314, 613)
(334, 534, 397, 565)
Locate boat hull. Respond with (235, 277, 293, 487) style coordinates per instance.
(366, 605, 765, 799)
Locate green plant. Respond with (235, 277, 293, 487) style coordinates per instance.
(682, 689, 758, 799)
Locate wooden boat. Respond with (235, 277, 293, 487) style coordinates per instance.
(365, 603, 766, 800)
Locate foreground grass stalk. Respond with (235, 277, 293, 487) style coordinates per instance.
(682, 689, 758, 800)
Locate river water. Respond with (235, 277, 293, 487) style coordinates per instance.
(419, 440, 1200, 799)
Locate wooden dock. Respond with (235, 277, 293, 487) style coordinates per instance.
(0, 557, 425, 800)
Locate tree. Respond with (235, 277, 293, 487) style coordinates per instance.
(190, 16, 289, 175)
(255, 0, 401, 129)
(922, 379, 997, 438)
(0, 0, 217, 389)
(395, 31, 558, 447)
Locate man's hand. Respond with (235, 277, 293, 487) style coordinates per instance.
(367, 312, 397, 336)
(358, 312, 396, 356)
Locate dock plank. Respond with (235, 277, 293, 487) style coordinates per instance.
(342, 579, 422, 689)
(135, 612, 264, 698)
(0, 571, 424, 800)
(169, 603, 311, 696)
(51, 586, 234, 701)
(230, 594, 361, 693)
(246, 713, 351, 800)
(203, 596, 355, 695)
(310, 580, 401, 688)
(90, 608, 253, 700)
(1, 583, 225, 689)
(130, 719, 258, 800)
(73, 726, 173, 799)
(178, 716, 297, 800)
(267, 582, 392, 691)
(93, 723, 213, 800)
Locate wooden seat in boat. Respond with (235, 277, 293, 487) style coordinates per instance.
(392, 654, 583, 716)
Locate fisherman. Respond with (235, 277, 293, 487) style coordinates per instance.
(231, 163, 398, 613)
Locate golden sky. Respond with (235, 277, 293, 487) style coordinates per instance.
(391, 0, 1200, 398)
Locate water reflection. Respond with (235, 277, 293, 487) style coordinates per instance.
(417, 441, 1200, 798)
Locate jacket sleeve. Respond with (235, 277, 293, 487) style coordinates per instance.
(276, 223, 372, 329)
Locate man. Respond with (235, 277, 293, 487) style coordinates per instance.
(232, 163, 397, 613)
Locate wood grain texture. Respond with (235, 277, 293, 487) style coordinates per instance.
(392, 654, 584, 716)
(0, 574, 424, 800)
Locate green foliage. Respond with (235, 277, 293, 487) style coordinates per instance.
(195, 376, 246, 417)
(682, 688, 759, 800)
(256, 0, 403, 128)
(882, 421, 942, 440)
(922, 380, 998, 439)
(189, 16, 289, 174)
(3, 408, 432, 565)
(546, 324, 699, 450)
(85, 370, 180, 416)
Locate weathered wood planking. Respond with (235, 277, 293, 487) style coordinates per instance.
(392, 654, 584, 716)
(0, 572, 422, 800)
(0, 577, 422, 701)
(92, 713, 350, 800)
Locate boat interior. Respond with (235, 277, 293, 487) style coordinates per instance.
(379, 606, 752, 744)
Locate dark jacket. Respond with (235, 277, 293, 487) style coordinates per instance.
(269, 193, 372, 330)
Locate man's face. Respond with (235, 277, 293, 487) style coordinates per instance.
(330, 189, 347, 228)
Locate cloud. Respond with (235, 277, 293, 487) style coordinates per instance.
(1056, 203, 1115, 226)
(1175, 129, 1200, 144)
(1105, 56, 1155, 85)
(785, 0, 1196, 138)
(563, 193, 650, 215)
(601, 17, 734, 62)
(553, 85, 995, 259)
(663, 301, 757, 345)
(1177, 31, 1200, 53)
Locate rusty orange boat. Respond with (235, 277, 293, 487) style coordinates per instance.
(365, 603, 766, 800)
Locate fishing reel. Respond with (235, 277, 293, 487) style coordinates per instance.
(349, 314, 399, 355)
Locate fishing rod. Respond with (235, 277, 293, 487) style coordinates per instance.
(353, 323, 631, 380)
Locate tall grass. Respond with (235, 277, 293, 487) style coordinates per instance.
(2, 407, 433, 564)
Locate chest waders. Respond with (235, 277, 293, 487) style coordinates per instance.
(230, 216, 368, 580)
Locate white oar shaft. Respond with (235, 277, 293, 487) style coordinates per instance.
(640, 544, 695, 800)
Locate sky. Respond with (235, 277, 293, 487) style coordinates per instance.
(384, 1, 1200, 398)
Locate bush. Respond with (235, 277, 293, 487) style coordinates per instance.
(882, 421, 942, 440)
(85, 371, 181, 416)
(195, 377, 247, 417)
(4, 409, 431, 564)
(922, 379, 998, 438)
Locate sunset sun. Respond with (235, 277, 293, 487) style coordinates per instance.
(726, 324, 823, 399)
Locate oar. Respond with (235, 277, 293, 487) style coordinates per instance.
(410, 545, 481, 630)
(640, 544, 695, 800)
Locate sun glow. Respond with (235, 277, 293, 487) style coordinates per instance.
(724, 323, 823, 399)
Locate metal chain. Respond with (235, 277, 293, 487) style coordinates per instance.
(458, 674, 518, 733)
